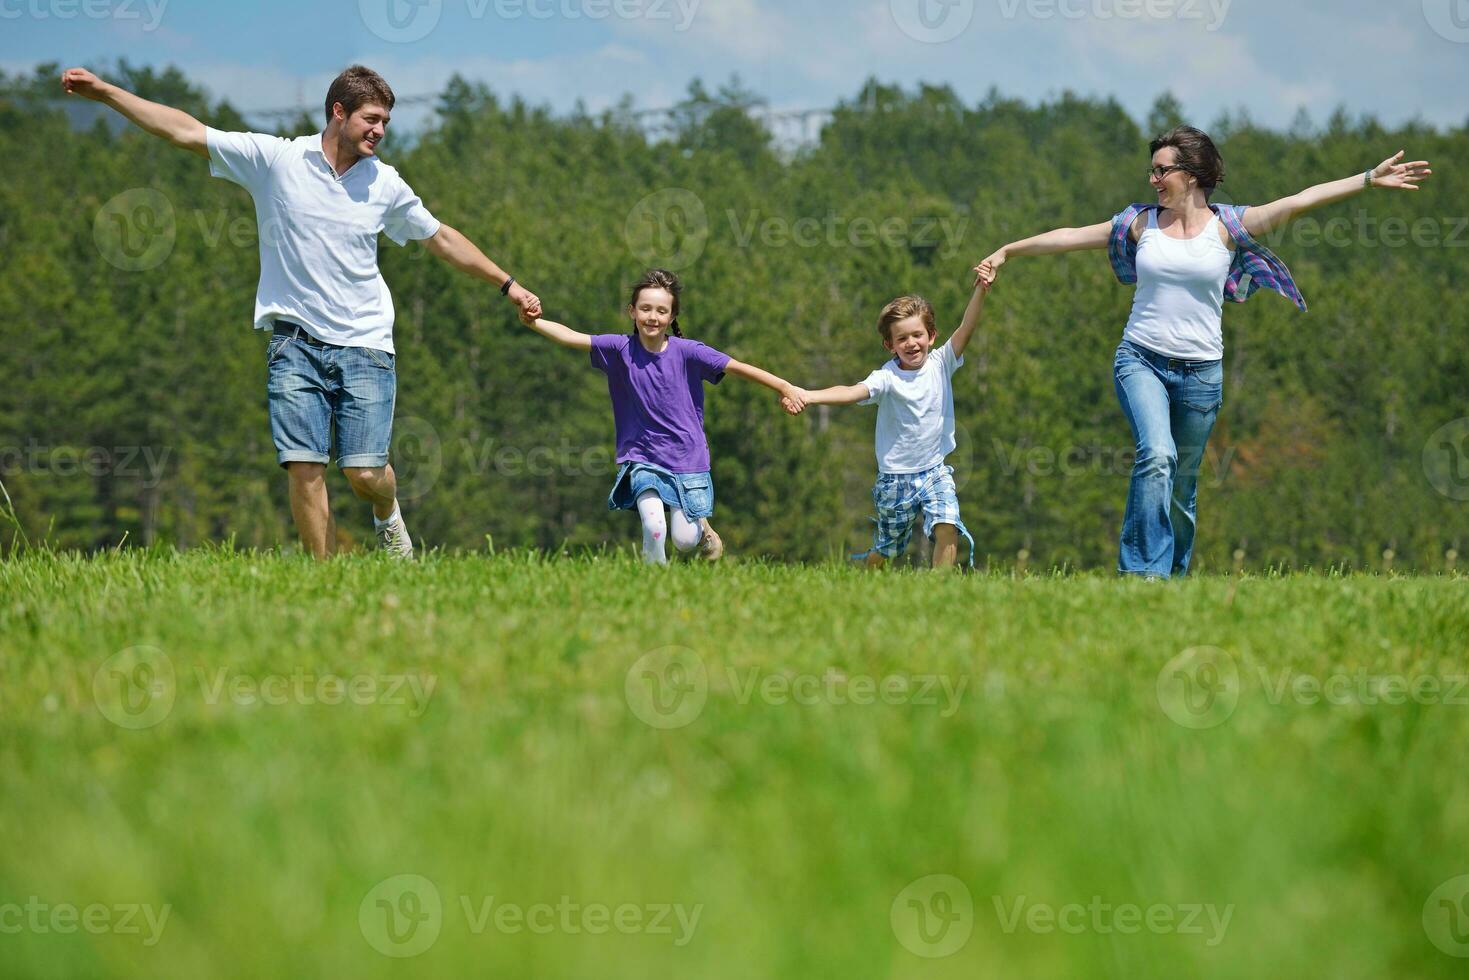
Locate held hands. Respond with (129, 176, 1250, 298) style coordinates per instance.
(517, 305, 539, 328)
(975, 251, 1005, 287)
(1370, 151, 1432, 191)
(61, 68, 109, 101)
(507, 282, 543, 319)
(780, 385, 809, 417)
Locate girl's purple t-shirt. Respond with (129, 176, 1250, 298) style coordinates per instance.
(590, 334, 731, 474)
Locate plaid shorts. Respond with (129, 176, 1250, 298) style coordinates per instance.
(867, 463, 968, 559)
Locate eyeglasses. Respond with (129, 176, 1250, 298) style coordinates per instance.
(1148, 165, 1187, 181)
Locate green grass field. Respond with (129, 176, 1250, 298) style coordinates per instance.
(2, 550, 1467, 978)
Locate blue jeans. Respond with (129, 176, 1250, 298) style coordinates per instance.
(266, 326, 397, 469)
(1113, 340, 1223, 578)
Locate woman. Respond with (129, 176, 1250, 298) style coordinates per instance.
(977, 127, 1431, 579)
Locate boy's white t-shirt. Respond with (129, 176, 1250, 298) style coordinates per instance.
(860, 340, 964, 474)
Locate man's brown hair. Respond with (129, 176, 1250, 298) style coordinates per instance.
(323, 65, 395, 123)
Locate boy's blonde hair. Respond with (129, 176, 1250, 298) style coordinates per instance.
(877, 295, 936, 343)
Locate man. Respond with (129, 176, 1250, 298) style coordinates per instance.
(61, 64, 541, 558)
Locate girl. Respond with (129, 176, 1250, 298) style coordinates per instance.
(977, 129, 1431, 579)
(520, 269, 804, 563)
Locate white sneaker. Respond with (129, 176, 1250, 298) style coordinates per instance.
(375, 512, 414, 559)
(697, 519, 724, 561)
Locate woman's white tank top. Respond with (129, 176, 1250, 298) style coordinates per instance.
(1122, 209, 1233, 360)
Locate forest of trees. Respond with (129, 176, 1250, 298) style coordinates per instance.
(1, 63, 1464, 570)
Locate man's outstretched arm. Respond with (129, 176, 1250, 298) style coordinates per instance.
(61, 68, 207, 159)
(423, 223, 542, 318)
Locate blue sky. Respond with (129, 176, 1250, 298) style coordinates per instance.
(6, 0, 1467, 134)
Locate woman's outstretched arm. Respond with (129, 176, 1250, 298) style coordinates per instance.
(1242, 150, 1432, 237)
(976, 220, 1113, 284)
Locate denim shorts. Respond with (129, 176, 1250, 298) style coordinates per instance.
(266, 327, 396, 469)
(607, 462, 714, 520)
(858, 463, 975, 566)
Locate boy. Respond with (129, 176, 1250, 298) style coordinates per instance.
(788, 273, 988, 569)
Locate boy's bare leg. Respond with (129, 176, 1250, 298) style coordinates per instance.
(931, 524, 959, 570)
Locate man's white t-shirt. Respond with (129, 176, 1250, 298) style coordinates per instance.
(206, 129, 441, 354)
(860, 340, 964, 474)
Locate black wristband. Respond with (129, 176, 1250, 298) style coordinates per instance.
(500, 276, 515, 296)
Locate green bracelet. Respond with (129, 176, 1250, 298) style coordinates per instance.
(1364, 169, 1374, 189)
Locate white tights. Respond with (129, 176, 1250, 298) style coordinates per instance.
(636, 490, 703, 564)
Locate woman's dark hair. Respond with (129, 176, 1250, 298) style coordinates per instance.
(1150, 125, 1226, 197)
(628, 268, 683, 338)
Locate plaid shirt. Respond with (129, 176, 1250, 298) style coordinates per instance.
(1108, 203, 1307, 312)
